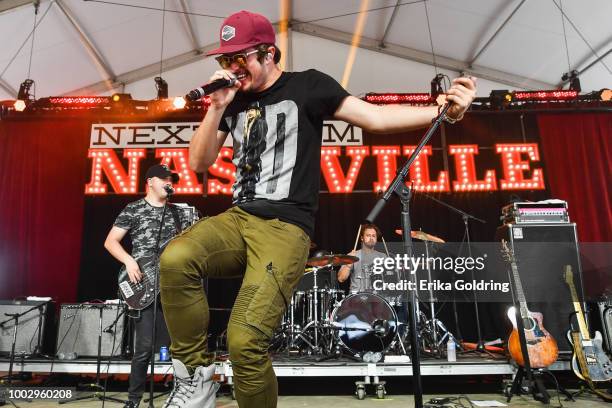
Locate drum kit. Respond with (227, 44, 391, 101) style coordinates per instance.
(271, 229, 454, 362)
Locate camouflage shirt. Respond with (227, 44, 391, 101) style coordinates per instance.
(113, 198, 191, 261)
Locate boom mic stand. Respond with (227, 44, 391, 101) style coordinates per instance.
(366, 103, 452, 408)
(419, 193, 491, 355)
(0, 302, 51, 407)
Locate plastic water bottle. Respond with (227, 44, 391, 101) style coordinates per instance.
(447, 337, 456, 362)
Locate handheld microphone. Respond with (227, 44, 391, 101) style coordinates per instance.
(163, 185, 175, 196)
(185, 77, 237, 101)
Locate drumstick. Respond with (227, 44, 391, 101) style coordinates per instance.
(352, 224, 362, 251)
(381, 234, 390, 257)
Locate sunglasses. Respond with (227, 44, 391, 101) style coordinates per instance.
(215, 49, 259, 69)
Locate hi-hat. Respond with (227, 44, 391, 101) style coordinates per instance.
(306, 254, 359, 268)
(395, 229, 445, 243)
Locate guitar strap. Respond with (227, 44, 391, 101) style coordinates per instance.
(571, 331, 612, 401)
(168, 203, 183, 235)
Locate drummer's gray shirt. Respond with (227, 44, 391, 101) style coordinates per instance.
(348, 248, 387, 293)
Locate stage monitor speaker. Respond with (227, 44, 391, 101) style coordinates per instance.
(495, 223, 583, 354)
(0, 300, 54, 356)
(56, 303, 126, 358)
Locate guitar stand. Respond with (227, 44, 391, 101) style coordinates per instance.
(506, 367, 574, 404)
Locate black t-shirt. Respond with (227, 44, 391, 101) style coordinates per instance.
(219, 69, 350, 237)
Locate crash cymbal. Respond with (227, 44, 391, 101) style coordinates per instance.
(306, 254, 359, 267)
(394, 229, 445, 243)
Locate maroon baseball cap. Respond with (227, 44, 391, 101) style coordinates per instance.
(206, 10, 276, 56)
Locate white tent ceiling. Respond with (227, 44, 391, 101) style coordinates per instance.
(0, 0, 610, 101)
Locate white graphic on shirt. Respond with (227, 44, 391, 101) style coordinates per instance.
(228, 100, 299, 202)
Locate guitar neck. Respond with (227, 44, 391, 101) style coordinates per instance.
(510, 262, 529, 317)
(566, 265, 590, 340)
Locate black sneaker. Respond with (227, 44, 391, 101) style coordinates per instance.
(123, 400, 139, 408)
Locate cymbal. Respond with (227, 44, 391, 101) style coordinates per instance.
(306, 254, 359, 267)
(394, 229, 445, 243)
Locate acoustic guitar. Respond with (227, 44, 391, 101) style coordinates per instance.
(501, 241, 558, 368)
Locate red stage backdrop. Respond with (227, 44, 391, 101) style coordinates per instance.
(0, 119, 91, 304)
(0, 111, 609, 305)
(537, 113, 612, 242)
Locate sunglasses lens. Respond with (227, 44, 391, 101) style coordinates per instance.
(216, 52, 253, 69)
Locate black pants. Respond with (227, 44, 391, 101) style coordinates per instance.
(127, 303, 168, 402)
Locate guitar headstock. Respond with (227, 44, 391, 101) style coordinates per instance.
(500, 239, 515, 264)
(563, 265, 574, 286)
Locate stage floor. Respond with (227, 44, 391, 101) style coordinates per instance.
(4, 392, 609, 408)
(2, 355, 606, 407)
(1, 353, 570, 377)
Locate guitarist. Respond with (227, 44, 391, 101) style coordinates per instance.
(104, 164, 188, 408)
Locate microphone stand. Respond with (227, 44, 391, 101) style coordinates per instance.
(366, 103, 451, 408)
(0, 302, 51, 407)
(59, 304, 125, 405)
(102, 303, 126, 337)
(418, 193, 490, 354)
(147, 189, 172, 408)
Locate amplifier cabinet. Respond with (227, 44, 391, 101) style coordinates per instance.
(495, 223, 584, 353)
(0, 300, 54, 356)
(56, 303, 126, 358)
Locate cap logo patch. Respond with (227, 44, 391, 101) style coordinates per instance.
(221, 25, 236, 42)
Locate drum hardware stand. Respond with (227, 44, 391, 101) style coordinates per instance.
(316, 335, 361, 363)
(366, 102, 452, 408)
(420, 192, 490, 355)
(296, 266, 328, 354)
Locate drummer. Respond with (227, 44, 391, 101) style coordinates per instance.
(337, 224, 386, 293)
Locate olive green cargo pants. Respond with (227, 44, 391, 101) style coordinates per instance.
(159, 206, 310, 407)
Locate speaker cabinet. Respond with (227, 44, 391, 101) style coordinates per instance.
(56, 303, 126, 358)
(599, 301, 612, 353)
(495, 223, 583, 353)
(0, 300, 54, 356)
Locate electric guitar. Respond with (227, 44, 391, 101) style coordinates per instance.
(118, 253, 161, 310)
(116, 203, 200, 310)
(564, 265, 612, 381)
(501, 241, 559, 368)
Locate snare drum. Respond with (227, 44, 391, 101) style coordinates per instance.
(331, 292, 398, 355)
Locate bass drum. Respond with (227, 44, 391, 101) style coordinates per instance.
(331, 292, 398, 355)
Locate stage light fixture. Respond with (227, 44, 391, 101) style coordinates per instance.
(513, 90, 578, 101)
(364, 93, 435, 104)
(155, 76, 168, 99)
(14, 79, 35, 111)
(430, 73, 444, 99)
(173, 96, 186, 109)
(562, 70, 581, 92)
(489, 90, 512, 109)
(13, 100, 27, 112)
(17, 79, 34, 100)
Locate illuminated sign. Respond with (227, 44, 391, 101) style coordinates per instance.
(86, 123, 546, 195)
